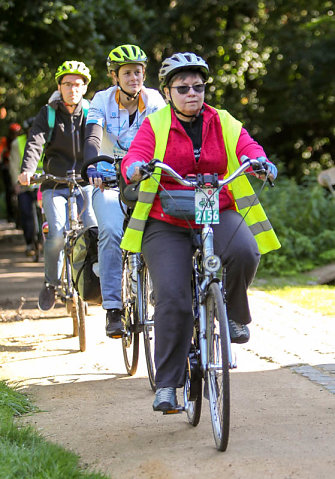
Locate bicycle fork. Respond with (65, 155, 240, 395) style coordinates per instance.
(199, 225, 236, 371)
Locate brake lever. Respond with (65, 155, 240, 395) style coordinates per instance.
(245, 157, 275, 188)
(139, 160, 157, 180)
(258, 163, 275, 188)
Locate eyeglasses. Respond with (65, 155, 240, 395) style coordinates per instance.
(60, 82, 85, 89)
(170, 83, 206, 95)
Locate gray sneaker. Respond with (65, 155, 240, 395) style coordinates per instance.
(38, 283, 56, 311)
(228, 319, 250, 344)
(153, 387, 177, 412)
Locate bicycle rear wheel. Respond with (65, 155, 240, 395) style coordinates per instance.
(121, 252, 139, 375)
(141, 263, 156, 391)
(78, 296, 86, 352)
(206, 282, 230, 452)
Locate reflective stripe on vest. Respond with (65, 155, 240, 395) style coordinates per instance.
(121, 105, 280, 254)
(216, 109, 280, 254)
(120, 105, 171, 252)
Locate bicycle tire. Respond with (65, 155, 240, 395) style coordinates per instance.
(78, 296, 86, 352)
(183, 350, 202, 426)
(206, 282, 230, 452)
(62, 253, 79, 337)
(121, 252, 139, 375)
(141, 263, 156, 392)
(71, 293, 79, 338)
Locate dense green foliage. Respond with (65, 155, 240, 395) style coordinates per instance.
(255, 173, 335, 275)
(1, 1, 334, 179)
(0, 381, 108, 479)
(1, 1, 334, 274)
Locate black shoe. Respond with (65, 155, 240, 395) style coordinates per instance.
(228, 319, 250, 344)
(38, 283, 56, 311)
(153, 387, 178, 412)
(106, 309, 125, 338)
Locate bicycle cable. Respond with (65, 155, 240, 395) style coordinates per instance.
(143, 165, 271, 256)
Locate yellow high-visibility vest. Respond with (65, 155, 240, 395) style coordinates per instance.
(18, 134, 44, 174)
(121, 104, 280, 254)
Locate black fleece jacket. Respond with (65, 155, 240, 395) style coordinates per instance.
(21, 92, 89, 191)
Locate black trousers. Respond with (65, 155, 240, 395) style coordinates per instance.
(142, 210, 260, 389)
(17, 191, 35, 246)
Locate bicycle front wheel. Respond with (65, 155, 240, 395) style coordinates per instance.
(71, 293, 79, 338)
(141, 263, 156, 392)
(121, 252, 139, 375)
(206, 282, 230, 452)
(78, 296, 86, 352)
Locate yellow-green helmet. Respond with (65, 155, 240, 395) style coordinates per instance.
(106, 44, 147, 73)
(55, 60, 91, 84)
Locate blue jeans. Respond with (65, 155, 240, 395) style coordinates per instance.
(92, 187, 124, 310)
(42, 185, 97, 286)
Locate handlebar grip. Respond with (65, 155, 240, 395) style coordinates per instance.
(80, 155, 121, 182)
(249, 158, 275, 188)
(138, 159, 159, 180)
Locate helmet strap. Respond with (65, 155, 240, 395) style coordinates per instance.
(168, 93, 204, 119)
(117, 83, 141, 101)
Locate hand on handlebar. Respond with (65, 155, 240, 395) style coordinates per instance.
(87, 166, 106, 192)
(241, 155, 277, 186)
(256, 156, 277, 181)
(126, 160, 147, 183)
(18, 171, 32, 186)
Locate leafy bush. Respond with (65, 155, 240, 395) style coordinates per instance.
(252, 173, 335, 275)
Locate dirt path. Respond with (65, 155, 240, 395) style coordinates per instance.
(0, 221, 334, 479)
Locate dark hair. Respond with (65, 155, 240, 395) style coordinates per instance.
(167, 69, 206, 88)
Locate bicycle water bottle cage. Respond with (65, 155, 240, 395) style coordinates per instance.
(196, 173, 219, 188)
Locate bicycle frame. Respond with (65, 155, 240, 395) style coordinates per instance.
(193, 224, 236, 377)
(30, 170, 89, 351)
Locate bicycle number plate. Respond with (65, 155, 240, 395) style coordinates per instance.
(195, 188, 219, 224)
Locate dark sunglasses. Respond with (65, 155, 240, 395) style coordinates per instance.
(170, 83, 206, 95)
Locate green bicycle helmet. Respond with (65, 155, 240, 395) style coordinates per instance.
(106, 44, 147, 73)
(55, 60, 91, 84)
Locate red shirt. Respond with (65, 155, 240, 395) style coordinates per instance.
(122, 104, 267, 228)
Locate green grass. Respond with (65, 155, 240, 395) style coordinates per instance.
(252, 273, 335, 316)
(0, 381, 109, 479)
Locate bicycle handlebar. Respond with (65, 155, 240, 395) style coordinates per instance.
(30, 171, 83, 186)
(139, 157, 273, 188)
(81, 155, 122, 183)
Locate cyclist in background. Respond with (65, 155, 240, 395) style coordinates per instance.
(121, 52, 280, 411)
(0, 122, 22, 223)
(84, 44, 166, 338)
(9, 117, 43, 256)
(18, 61, 97, 311)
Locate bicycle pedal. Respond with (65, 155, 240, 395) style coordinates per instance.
(107, 333, 124, 339)
(163, 406, 184, 415)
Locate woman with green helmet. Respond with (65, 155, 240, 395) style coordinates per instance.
(18, 59, 97, 311)
(83, 44, 166, 338)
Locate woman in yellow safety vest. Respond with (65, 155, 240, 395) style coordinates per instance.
(121, 52, 280, 412)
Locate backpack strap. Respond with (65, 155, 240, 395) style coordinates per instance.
(46, 104, 56, 143)
(82, 98, 90, 117)
(46, 99, 89, 145)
